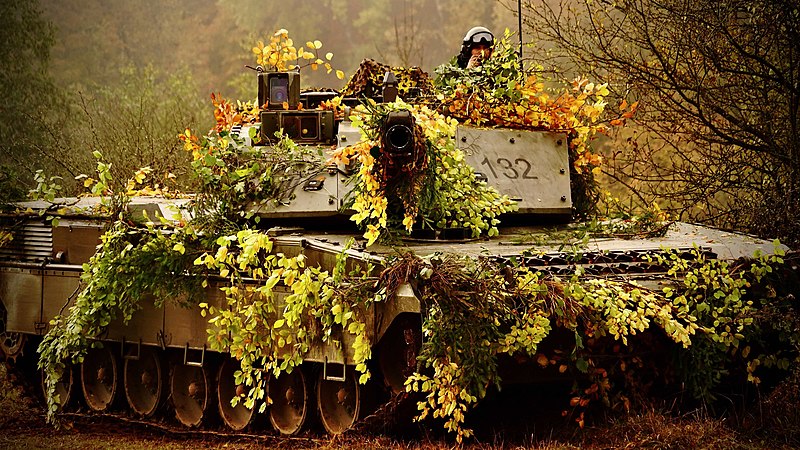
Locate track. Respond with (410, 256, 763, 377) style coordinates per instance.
(58, 411, 327, 446)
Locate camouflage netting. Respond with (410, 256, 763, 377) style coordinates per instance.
(340, 59, 434, 100)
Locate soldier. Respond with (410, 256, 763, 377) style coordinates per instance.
(456, 26, 494, 69)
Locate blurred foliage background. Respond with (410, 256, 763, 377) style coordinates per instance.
(1, 0, 518, 200)
(41, 0, 519, 97)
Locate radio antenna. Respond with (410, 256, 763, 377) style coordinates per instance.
(518, 0, 524, 73)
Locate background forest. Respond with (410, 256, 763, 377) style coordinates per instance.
(0, 0, 517, 199)
(1, 0, 798, 247)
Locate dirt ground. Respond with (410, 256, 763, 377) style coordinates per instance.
(1, 361, 797, 450)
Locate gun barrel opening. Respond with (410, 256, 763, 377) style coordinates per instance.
(385, 124, 414, 153)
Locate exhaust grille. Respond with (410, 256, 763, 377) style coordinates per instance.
(0, 220, 53, 263)
(489, 247, 717, 276)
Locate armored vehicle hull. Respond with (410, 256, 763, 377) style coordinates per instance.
(0, 70, 794, 437)
(0, 189, 785, 436)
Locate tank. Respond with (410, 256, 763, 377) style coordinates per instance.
(0, 68, 793, 438)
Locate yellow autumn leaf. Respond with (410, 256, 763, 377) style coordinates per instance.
(313, 40, 322, 49)
(364, 224, 380, 246)
(402, 214, 415, 232)
(325, 52, 333, 60)
(336, 70, 345, 80)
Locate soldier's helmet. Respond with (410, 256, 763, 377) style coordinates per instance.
(462, 26, 494, 49)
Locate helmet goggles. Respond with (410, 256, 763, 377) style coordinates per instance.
(466, 31, 494, 46)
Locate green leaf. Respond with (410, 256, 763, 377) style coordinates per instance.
(576, 358, 589, 373)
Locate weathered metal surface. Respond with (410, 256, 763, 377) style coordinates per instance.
(164, 285, 224, 350)
(458, 127, 572, 214)
(0, 267, 42, 334)
(249, 169, 342, 218)
(358, 222, 782, 261)
(52, 220, 103, 264)
(41, 270, 81, 331)
(106, 295, 164, 348)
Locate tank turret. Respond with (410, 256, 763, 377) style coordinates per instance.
(247, 70, 571, 225)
